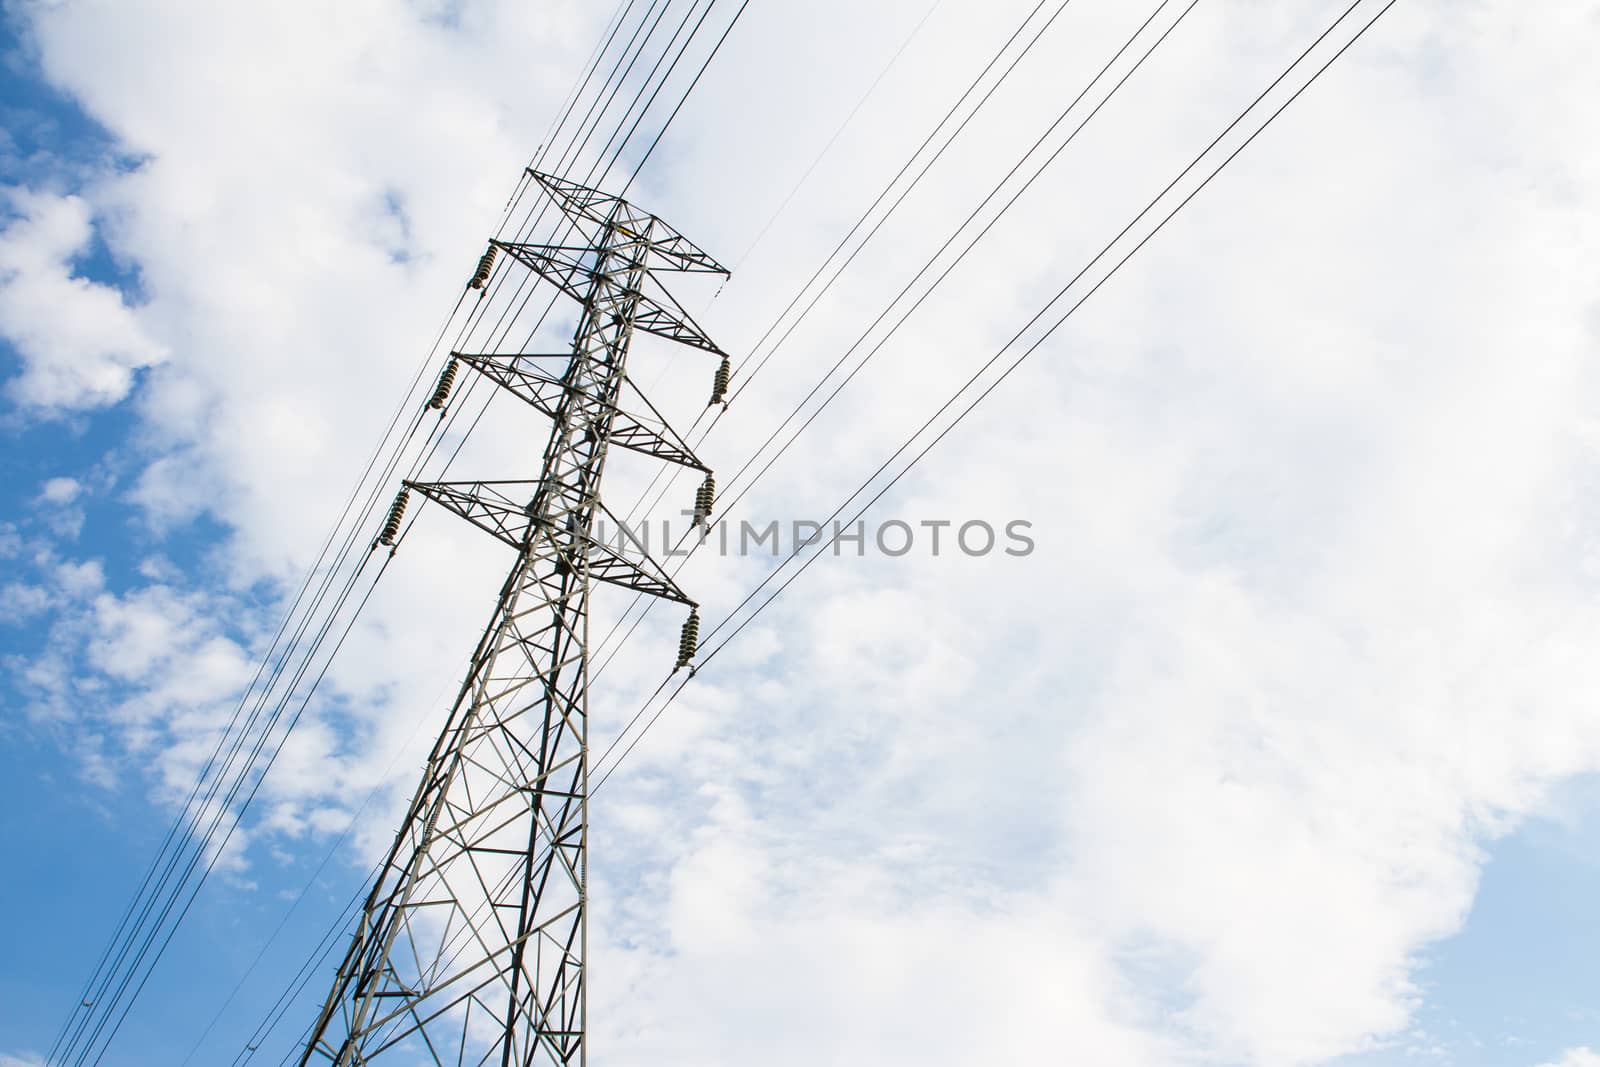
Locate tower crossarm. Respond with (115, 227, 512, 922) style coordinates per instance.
(527, 169, 729, 274)
(453, 352, 709, 471)
(405, 479, 696, 607)
(493, 239, 725, 355)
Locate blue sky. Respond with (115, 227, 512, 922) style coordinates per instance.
(1336, 780, 1600, 1066)
(2, 2, 1599, 1065)
(1411, 787, 1600, 1064)
(0, 14, 368, 1063)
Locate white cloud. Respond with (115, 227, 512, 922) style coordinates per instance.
(0, 186, 165, 413)
(6, 0, 1600, 1064)
(0, 582, 53, 621)
(37, 475, 81, 504)
(1536, 1051, 1600, 1067)
(53, 557, 103, 597)
(33, 476, 86, 539)
(125, 451, 210, 533)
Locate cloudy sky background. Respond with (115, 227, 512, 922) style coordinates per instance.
(2, 0, 1599, 1064)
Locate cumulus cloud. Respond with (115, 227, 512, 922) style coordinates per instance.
(5, 0, 1600, 1064)
(0, 582, 53, 621)
(33, 475, 86, 538)
(37, 475, 81, 504)
(1537, 1051, 1600, 1067)
(53, 557, 103, 597)
(0, 186, 165, 413)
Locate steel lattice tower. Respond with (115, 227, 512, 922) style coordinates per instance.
(300, 172, 726, 1066)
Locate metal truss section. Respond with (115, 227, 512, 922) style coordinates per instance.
(454, 352, 708, 472)
(492, 240, 725, 355)
(406, 479, 694, 607)
(299, 172, 725, 1066)
(528, 170, 728, 274)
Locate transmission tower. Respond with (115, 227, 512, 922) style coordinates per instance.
(299, 171, 727, 1066)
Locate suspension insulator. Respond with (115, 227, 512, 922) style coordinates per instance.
(693, 474, 716, 523)
(468, 245, 497, 289)
(427, 357, 459, 410)
(709, 356, 731, 406)
(675, 609, 700, 669)
(378, 489, 410, 547)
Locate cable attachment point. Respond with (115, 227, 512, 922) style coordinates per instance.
(468, 244, 497, 290)
(708, 355, 730, 406)
(428, 357, 460, 411)
(378, 488, 410, 548)
(675, 608, 700, 670)
(691, 474, 715, 540)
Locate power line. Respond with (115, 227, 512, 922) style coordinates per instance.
(615, 0, 1067, 533)
(593, 0, 1400, 793)
(722, 0, 945, 274)
(55, 0, 1398, 1057)
(591, 0, 1191, 687)
(275, 0, 1395, 1054)
(292, 175, 733, 1067)
(46, 2, 717, 1061)
(69, 552, 395, 1066)
(91, 3, 752, 1062)
(595, 0, 1083, 679)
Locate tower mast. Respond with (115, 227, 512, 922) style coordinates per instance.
(300, 172, 726, 1066)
